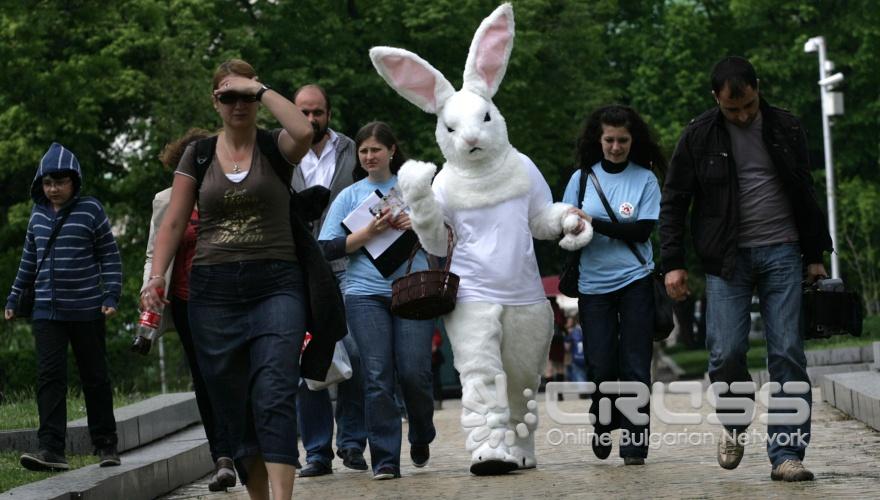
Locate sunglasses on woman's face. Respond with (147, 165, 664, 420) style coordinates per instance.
(216, 93, 258, 105)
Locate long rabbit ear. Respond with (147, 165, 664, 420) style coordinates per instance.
(370, 47, 455, 114)
(462, 3, 515, 99)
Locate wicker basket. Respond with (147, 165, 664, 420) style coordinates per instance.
(391, 226, 459, 320)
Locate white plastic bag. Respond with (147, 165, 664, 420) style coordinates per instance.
(304, 340, 353, 391)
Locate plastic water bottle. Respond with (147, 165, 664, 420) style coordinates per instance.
(132, 289, 163, 355)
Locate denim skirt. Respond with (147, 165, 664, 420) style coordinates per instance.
(188, 259, 307, 482)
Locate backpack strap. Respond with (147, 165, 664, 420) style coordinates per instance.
(256, 128, 293, 187)
(192, 136, 219, 196)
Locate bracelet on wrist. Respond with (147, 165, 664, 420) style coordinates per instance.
(149, 275, 166, 281)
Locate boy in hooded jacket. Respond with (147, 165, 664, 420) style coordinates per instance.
(5, 143, 123, 471)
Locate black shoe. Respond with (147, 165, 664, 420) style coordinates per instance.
(410, 444, 430, 468)
(591, 433, 612, 460)
(96, 446, 121, 467)
(208, 457, 237, 492)
(298, 461, 332, 478)
(20, 450, 69, 472)
(336, 448, 368, 471)
(372, 466, 400, 480)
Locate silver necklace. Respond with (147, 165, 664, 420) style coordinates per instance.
(221, 135, 246, 174)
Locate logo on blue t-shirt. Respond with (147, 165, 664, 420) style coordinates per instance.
(619, 202, 635, 219)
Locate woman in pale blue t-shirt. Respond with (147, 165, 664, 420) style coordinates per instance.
(562, 105, 665, 465)
(318, 122, 435, 480)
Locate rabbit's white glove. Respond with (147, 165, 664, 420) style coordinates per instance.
(559, 213, 593, 251)
(397, 160, 447, 256)
(398, 160, 437, 202)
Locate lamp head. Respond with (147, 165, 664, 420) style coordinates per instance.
(804, 36, 824, 53)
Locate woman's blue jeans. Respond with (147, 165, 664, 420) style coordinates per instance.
(706, 242, 811, 467)
(578, 275, 654, 458)
(188, 260, 307, 483)
(344, 294, 436, 474)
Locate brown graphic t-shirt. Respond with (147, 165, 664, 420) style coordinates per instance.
(175, 131, 297, 265)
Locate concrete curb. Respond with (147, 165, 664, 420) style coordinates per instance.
(821, 370, 880, 432)
(0, 392, 199, 455)
(657, 351, 686, 378)
(0, 425, 212, 500)
(701, 342, 880, 388)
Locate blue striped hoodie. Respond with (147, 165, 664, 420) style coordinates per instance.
(5, 143, 123, 320)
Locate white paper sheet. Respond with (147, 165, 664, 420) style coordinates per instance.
(341, 190, 407, 259)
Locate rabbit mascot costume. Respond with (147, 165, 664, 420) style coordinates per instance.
(370, 3, 592, 475)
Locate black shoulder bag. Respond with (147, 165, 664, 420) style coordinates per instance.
(587, 168, 675, 341)
(558, 168, 589, 298)
(15, 207, 72, 319)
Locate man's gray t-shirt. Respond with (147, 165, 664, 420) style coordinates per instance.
(725, 112, 799, 247)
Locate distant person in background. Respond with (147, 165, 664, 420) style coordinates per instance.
(141, 128, 236, 492)
(5, 143, 122, 472)
(564, 315, 586, 384)
(431, 326, 445, 410)
(546, 298, 566, 400)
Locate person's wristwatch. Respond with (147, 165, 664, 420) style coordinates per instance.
(255, 83, 271, 101)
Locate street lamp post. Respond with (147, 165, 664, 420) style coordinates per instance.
(804, 35, 844, 278)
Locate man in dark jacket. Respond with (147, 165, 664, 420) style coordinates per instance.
(660, 57, 832, 482)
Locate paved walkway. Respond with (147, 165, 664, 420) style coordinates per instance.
(162, 388, 880, 499)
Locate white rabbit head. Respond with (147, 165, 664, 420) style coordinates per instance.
(370, 3, 515, 174)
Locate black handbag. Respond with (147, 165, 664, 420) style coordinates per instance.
(559, 168, 589, 298)
(15, 207, 71, 319)
(587, 168, 675, 341)
(802, 278, 863, 339)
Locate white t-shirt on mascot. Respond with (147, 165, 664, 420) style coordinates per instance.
(434, 153, 549, 306)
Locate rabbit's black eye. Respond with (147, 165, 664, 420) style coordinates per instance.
(484, 112, 491, 122)
(446, 126, 454, 133)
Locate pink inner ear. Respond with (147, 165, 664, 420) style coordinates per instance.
(475, 16, 511, 90)
(384, 56, 437, 109)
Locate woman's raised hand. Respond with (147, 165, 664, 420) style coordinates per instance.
(214, 75, 261, 98)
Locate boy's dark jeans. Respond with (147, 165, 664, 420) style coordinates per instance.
(32, 318, 118, 454)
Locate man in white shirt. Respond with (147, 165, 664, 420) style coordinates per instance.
(291, 84, 366, 477)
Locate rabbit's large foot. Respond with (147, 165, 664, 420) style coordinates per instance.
(469, 440, 517, 476)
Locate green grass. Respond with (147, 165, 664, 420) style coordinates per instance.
(665, 315, 879, 378)
(0, 389, 156, 431)
(0, 389, 156, 492)
(0, 451, 98, 493)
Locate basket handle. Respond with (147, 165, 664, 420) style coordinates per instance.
(404, 224, 455, 274)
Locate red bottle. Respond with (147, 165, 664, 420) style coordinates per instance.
(132, 289, 163, 355)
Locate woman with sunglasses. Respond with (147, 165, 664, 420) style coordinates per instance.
(141, 58, 312, 500)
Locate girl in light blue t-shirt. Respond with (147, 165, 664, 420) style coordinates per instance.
(561, 105, 665, 465)
(318, 122, 435, 479)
